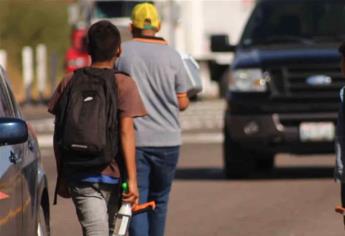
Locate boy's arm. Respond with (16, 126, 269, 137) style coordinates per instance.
(120, 116, 139, 205)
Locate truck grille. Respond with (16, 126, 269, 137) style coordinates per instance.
(269, 64, 345, 99)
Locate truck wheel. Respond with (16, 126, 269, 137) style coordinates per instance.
(255, 155, 275, 171)
(223, 130, 255, 179)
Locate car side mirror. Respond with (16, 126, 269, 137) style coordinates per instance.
(210, 34, 236, 52)
(0, 118, 28, 146)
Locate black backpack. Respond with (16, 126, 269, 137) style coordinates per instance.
(55, 67, 118, 168)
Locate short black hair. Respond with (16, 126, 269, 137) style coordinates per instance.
(339, 41, 345, 58)
(87, 20, 121, 62)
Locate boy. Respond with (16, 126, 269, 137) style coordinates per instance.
(48, 20, 146, 236)
(117, 3, 190, 236)
(335, 41, 345, 225)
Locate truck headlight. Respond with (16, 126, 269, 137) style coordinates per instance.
(230, 69, 270, 92)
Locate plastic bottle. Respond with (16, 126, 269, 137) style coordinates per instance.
(112, 182, 132, 236)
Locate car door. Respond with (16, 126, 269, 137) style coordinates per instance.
(0, 75, 23, 236)
(4, 80, 40, 236)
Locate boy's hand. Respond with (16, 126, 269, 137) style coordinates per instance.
(122, 180, 139, 206)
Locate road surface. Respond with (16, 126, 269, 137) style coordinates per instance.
(25, 100, 345, 235)
(40, 143, 343, 236)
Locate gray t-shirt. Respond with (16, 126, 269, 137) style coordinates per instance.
(117, 37, 188, 147)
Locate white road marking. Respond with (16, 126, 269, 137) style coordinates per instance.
(37, 132, 223, 148)
(182, 133, 223, 144)
(28, 118, 54, 133)
(28, 100, 226, 132)
(32, 100, 226, 148)
(29, 116, 224, 132)
(37, 135, 53, 148)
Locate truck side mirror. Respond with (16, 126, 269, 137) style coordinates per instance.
(210, 34, 236, 52)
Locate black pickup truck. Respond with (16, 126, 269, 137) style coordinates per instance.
(211, 0, 345, 178)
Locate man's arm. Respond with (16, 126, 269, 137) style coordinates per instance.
(120, 116, 139, 205)
(174, 52, 190, 111)
(177, 92, 190, 111)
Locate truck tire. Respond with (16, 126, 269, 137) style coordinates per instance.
(255, 155, 275, 171)
(223, 129, 255, 179)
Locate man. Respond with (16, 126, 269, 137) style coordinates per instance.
(335, 42, 345, 226)
(117, 3, 190, 236)
(48, 20, 146, 236)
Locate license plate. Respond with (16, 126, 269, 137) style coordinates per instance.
(299, 122, 335, 142)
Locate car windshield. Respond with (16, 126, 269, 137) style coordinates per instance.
(94, 1, 151, 18)
(241, 0, 345, 47)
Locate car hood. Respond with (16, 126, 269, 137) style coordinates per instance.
(232, 46, 341, 69)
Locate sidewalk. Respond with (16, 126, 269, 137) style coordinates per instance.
(21, 103, 52, 120)
(22, 99, 226, 147)
(23, 99, 226, 131)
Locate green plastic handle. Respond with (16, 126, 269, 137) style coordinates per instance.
(122, 182, 129, 193)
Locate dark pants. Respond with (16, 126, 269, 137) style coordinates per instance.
(129, 146, 180, 236)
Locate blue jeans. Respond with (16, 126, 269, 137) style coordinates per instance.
(129, 146, 180, 236)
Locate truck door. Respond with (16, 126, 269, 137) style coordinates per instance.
(0, 78, 23, 235)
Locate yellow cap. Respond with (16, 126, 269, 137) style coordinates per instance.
(131, 3, 160, 30)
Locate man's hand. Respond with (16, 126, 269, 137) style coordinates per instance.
(177, 92, 189, 111)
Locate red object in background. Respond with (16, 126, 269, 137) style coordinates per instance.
(65, 28, 91, 73)
(0, 191, 9, 200)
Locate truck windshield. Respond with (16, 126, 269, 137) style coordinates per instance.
(241, 0, 345, 47)
(94, 1, 146, 18)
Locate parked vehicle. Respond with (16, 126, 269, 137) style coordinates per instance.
(0, 66, 50, 235)
(212, 0, 345, 178)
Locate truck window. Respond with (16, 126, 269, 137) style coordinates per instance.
(241, 0, 345, 47)
(94, 1, 151, 18)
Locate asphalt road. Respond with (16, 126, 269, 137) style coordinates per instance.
(40, 142, 344, 236)
(25, 100, 344, 235)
